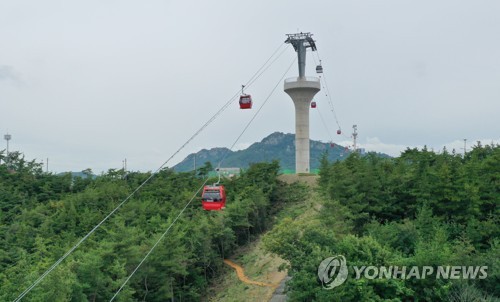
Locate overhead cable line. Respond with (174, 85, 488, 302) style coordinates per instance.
(14, 41, 288, 302)
(245, 43, 290, 88)
(218, 56, 297, 168)
(108, 177, 209, 302)
(311, 51, 343, 133)
(110, 57, 297, 301)
(315, 108, 334, 144)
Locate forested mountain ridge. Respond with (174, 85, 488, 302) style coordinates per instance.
(173, 132, 379, 172)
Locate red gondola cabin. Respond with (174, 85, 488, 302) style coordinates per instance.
(337, 129, 342, 135)
(311, 101, 317, 108)
(201, 185, 226, 211)
(239, 95, 252, 109)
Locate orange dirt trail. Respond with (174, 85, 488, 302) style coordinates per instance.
(223, 259, 279, 288)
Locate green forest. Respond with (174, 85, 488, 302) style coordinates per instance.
(0, 143, 498, 301)
(0, 152, 302, 301)
(264, 144, 499, 301)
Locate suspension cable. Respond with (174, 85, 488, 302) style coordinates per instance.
(109, 57, 297, 301)
(315, 108, 334, 144)
(218, 56, 297, 167)
(108, 177, 209, 302)
(245, 42, 289, 88)
(245, 44, 290, 89)
(13, 42, 287, 302)
(311, 51, 343, 131)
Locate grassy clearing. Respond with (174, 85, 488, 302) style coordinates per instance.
(207, 239, 287, 302)
(278, 174, 318, 187)
(207, 176, 323, 302)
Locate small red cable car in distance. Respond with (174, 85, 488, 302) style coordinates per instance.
(311, 101, 317, 108)
(239, 95, 252, 109)
(337, 129, 342, 135)
(201, 185, 226, 211)
(239, 84, 252, 109)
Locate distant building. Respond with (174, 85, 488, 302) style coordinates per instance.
(218, 167, 241, 178)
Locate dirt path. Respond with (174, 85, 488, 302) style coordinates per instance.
(223, 259, 279, 288)
(209, 176, 323, 302)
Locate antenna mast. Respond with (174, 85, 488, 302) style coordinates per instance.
(352, 125, 358, 152)
(4, 133, 12, 165)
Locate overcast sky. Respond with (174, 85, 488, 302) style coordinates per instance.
(1, 0, 499, 173)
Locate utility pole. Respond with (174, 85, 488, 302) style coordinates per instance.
(352, 125, 358, 152)
(4, 133, 11, 165)
(46, 158, 49, 173)
(463, 139, 467, 156)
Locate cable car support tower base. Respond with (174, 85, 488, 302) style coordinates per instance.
(284, 32, 321, 174)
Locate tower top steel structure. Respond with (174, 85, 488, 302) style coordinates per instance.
(285, 32, 317, 78)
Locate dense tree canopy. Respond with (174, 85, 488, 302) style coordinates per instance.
(1, 144, 498, 301)
(264, 144, 499, 301)
(0, 155, 298, 301)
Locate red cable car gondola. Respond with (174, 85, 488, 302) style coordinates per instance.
(201, 185, 226, 211)
(239, 84, 252, 109)
(239, 95, 252, 109)
(337, 129, 342, 135)
(311, 101, 317, 108)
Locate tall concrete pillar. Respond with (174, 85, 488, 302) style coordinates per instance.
(284, 77, 320, 173)
(284, 32, 321, 174)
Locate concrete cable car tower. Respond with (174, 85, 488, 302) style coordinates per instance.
(284, 33, 321, 174)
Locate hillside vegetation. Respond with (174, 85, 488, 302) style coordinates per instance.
(0, 143, 498, 301)
(263, 144, 499, 301)
(0, 153, 305, 301)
